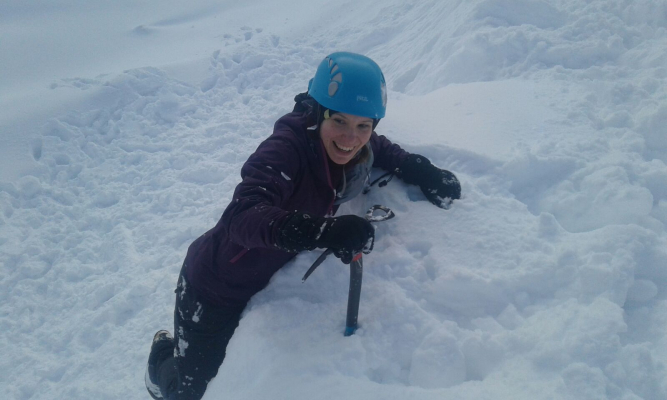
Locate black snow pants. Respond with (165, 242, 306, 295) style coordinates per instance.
(156, 264, 246, 400)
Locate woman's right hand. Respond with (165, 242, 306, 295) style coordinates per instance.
(277, 212, 375, 263)
(317, 215, 375, 263)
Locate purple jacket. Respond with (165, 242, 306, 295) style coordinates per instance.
(185, 103, 408, 307)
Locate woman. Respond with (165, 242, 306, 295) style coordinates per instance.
(145, 52, 461, 400)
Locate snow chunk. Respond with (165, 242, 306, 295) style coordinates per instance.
(626, 279, 659, 303)
(177, 327, 189, 357)
(192, 302, 203, 323)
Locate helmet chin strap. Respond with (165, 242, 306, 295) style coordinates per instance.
(313, 106, 336, 134)
(323, 108, 339, 120)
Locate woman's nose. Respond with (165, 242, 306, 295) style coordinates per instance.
(340, 126, 356, 139)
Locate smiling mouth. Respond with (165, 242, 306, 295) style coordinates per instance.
(333, 141, 354, 152)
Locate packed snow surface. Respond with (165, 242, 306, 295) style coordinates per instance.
(1, 0, 667, 399)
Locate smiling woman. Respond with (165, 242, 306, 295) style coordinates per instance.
(320, 112, 374, 165)
(144, 51, 461, 400)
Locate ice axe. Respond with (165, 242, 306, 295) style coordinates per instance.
(302, 205, 395, 336)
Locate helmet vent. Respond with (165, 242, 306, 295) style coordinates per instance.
(328, 81, 339, 96)
(381, 82, 387, 107)
(329, 72, 342, 96)
(331, 65, 339, 74)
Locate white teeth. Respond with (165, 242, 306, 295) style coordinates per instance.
(334, 141, 354, 152)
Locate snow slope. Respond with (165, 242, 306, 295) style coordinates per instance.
(1, 1, 666, 399)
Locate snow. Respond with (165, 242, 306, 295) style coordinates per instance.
(1, 0, 666, 399)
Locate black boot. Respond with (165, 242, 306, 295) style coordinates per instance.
(145, 330, 174, 400)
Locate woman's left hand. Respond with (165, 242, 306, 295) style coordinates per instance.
(398, 154, 461, 209)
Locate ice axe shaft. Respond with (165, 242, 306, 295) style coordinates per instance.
(344, 255, 363, 336)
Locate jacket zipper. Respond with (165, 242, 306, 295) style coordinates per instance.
(319, 139, 336, 215)
(230, 248, 249, 263)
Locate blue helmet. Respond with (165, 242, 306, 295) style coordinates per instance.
(308, 52, 387, 119)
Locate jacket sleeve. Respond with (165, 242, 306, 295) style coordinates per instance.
(218, 133, 302, 249)
(369, 132, 409, 171)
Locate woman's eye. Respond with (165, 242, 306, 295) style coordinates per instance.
(334, 118, 345, 125)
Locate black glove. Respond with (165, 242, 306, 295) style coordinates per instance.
(398, 154, 461, 208)
(277, 212, 375, 264)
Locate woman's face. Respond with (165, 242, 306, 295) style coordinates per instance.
(320, 112, 374, 165)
